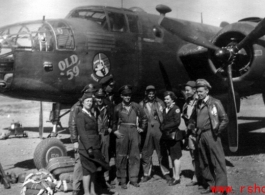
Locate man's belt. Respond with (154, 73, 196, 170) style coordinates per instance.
(120, 123, 137, 127)
(196, 128, 211, 137)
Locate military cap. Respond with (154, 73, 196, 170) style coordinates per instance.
(196, 79, 212, 89)
(185, 81, 196, 88)
(119, 85, 132, 95)
(99, 75, 115, 86)
(81, 83, 97, 94)
(145, 85, 156, 91)
(81, 92, 94, 102)
(95, 88, 106, 98)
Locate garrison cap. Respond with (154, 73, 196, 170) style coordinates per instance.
(95, 88, 106, 98)
(99, 75, 115, 86)
(185, 81, 196, 88)
(81, 92, 94, 102)
(119, 85, 132, 95)
(81, 83, 97, 94)
(145, 85, 156, 91)
(196, 79, 212, 89)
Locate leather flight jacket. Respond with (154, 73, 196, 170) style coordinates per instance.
(139, 97, 164, 125)
(95, 104, 113, 135)
(69, 101, 82, 143)
(193, 96, 229, 137)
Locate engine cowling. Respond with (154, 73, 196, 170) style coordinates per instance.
(208, 21, 265, 92)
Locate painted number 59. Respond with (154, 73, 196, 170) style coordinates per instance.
(67, 66, 79, 80)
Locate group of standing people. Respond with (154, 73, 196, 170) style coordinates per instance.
(69, 75, 229, 195)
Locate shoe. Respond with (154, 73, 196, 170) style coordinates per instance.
(198, 185, 204, 190)
(186, 181, 198, 186)
(168, 179, 180, 186)
(110, 179, 116, 186)
(2, 177, 11, 189)
(72, 190, 79, 195)
(164, 174, 173, 184)
(121, 183, 127, 189)
(105, 181, 115, 189)
(130, 182, 140, 187)
(10, 172, 17, 184)
(141, 176, 151, 183)
(200, 188, 211, 194)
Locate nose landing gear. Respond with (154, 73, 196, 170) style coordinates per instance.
(33, 102, 70, 170)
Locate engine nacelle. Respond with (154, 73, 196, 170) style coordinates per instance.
(208, 21, 265, 92)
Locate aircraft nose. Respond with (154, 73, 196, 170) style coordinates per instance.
(0, 57, 14, 91)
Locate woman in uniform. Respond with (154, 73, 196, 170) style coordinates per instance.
(76, 93, 109, 195)
(160, 91, 183, 186)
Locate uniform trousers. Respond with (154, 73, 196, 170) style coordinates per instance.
(198, 130, 227, 187)
(188, 134, 202, 182)
(72, 153, 83, 191)
(116, 124, 140, 183)
(100, 133, 110, 180)
(142, 122, 170, 176)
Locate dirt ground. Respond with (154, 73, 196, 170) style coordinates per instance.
(0, 94, 265, 195)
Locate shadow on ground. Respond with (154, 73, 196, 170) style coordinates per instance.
(12, 159, 35, 170)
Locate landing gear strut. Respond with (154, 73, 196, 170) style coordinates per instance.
(34, 102, 70, 169)
(48, 103, 70, 137)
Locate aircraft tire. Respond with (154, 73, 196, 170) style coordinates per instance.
(33, 137, 67, 170)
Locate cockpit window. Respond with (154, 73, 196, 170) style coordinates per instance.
(126, 14, 138, 33)
(34, 24, 54, 51)
(108, 12, 127, 32)
(69, 9, 107, 29)
(51, 21, 75, 50)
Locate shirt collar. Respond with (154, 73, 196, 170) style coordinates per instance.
(203, 95, 209, 103)
(122, 102, 131, 108)
(97, 104, 107, 112)
(166, 102, 175, 109)
(144, 97, 157, 103)
(82, 108, 92, 117)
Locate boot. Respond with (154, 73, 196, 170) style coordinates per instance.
(1, 176, 11, 189)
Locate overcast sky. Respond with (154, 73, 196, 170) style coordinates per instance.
(0, 0, 265, 27)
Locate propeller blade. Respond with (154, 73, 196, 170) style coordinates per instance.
(39, 101, 43, 138)
(160, 17, 220, 51)
(236, 18, 265, 51)
(262, 91, 265, 105)
(159, 61, 172, 91)
(227, 64, 238, 152)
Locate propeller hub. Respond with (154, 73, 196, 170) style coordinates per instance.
(215, 48, 232, 62)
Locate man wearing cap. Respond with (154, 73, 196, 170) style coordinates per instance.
(192, 79, 229, 194)
(94, 88, 115, 189)
(99, 75, 115, 104)
(99, 75, 116, 163)
(113, 85, 147, 189)
(139, 85, 171, 183)
(182, 81, 203, 188)
(69, 84, 96, 195)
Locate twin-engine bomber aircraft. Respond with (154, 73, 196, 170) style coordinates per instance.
(0, 4, 265, 169)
